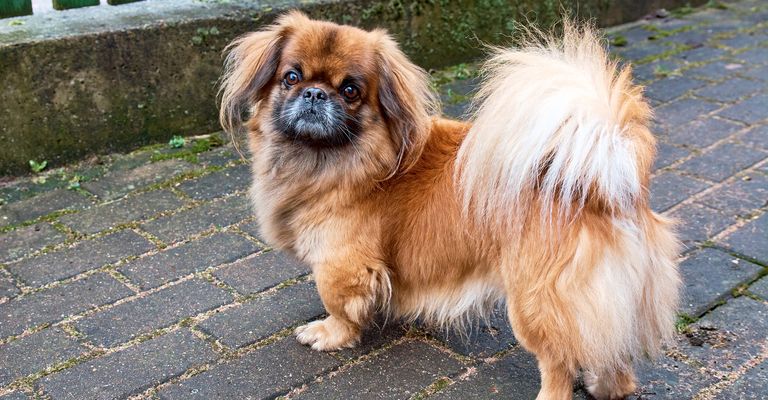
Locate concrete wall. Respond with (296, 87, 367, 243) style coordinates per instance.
(0, 0, 704, 175)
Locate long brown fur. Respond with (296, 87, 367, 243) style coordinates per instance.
(220, 12, 681, 400)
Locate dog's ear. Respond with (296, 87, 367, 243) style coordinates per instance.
(375, 32, 438, 175)
(219, 11, 309, 134)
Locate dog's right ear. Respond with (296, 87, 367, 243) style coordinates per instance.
(219, 11, 308, 134)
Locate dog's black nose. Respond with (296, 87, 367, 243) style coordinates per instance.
(303, 87, 328, 102)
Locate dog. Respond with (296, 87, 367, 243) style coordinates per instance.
(219, 11, 681, 399)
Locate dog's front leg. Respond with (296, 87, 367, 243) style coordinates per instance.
(295, 257, 390, 351)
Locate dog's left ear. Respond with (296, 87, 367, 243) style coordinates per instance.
(375, 32, 438, 175)
(219, 11, 309, 134)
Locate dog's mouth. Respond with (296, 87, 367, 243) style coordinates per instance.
(273, 99, 359, 148)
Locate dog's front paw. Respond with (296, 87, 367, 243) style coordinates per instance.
(295, 316, 360, 351)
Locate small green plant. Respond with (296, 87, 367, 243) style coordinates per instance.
(653, 65, 679, 78)
(67, 174, 85, 190)
(706, 0, 728, 10)
(675, 313, 698, 333)
(29, 160, 47, 173)
(9, 19, 24, 26)
(611, 35, 628, 47)
(671, 4, 695, 18)
(168, 135, 186, 149)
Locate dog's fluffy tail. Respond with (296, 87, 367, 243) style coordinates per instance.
(457, 22, 656, 230)
(456, 23, 680, 375)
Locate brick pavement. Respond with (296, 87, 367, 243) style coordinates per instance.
(0, 1, 767, 398)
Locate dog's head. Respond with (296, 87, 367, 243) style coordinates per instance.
(219, 11, 437, 178)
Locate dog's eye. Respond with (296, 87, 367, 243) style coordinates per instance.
(283, 71, 301, 86)
(341, 84, 360, 102)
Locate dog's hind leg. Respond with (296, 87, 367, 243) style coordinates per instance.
(583, 366, 637, 400)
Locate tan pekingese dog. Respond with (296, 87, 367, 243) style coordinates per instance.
(219, 11, 681, 399)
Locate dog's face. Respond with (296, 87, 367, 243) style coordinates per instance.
(220, 12, 437, 179)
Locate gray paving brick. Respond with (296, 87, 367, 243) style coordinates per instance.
(679, 248, 762, 316)
(645, 76, 706, 102)
(0, 189, 92, 227)
(736, 48, 768, 65)
(655, 98, 721, 127)
(629, 354, 717, 400)
(8, 230, 154, 287)
(653, 142, 690, 171)
(632, 60, 681, 83)
(0, 328, 87, 386)
(432, 349, 540, 400)
(81, 159, 193, 200)
(296, 340, 464, 400)
(737, 125, 768, 151)
(0, 392, 30, 400)
(213, 251, 310, 295)
(667, 117, 743, 148)
(677, 296, 768, 373)
(0, 275, 20, 299)
(720, 31, 768, 49)
(337, 320, 408, 360)
(720, 213, 768, 264)
(431, 305, 516, 358)
(0, 223, 66, 263)
(718, 94, 768, 124)
(678, 143, 766, 181)
(158, 336, 341, 400)
(140, 195, 251, 244)
(75, 279, 233, 348)
(669, 203, 734, 246)
(198, 282, 324, 348)
(678, 46, 727, 63)
(650, 171, 710, 212)
(177, 164, 251, 201)
(236, 220, 266, 243)
(686, 60, 746, 80)
(695, 78, 763, 102)
(59, 190, 186, 235)
(119, 232, 258, 289)
(0, 273, 132, 339)
(38, 330, 217, 400)
(718, 358, 768, 400)
(616, 43, 667, 62)
(196, 146, 241, 167)
(740, 64, 768, 81)
(696, 173, 768, 217)
(749, 276, 768, 300)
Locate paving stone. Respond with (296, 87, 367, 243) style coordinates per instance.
(336, 320, 409, 360)
(119, 232, 258, 289)
(736, 48, 768, 65)
(740, 64, 768, 81)
(650, 171, 710, 212)
(678, 248, 762, 316)
(0, 189, 92, 227)
(430, 304, 516, 358)
(616, 43, 668, 63)
(213, 251, 310, 295)
(176, 164, 251, 201)
(632, 60, 681, 82)
(749, 276, 768, 300)
(81, 159, 193, 200)
(629, 354, 717, 400)
(59, 190, 186, 235)
(0, 393, 29, 400)
(38, 330, 217, 400)
(645, 76, 707, 102)
(158, 337, 341, 400)
(0, 223, 66, 264)
(236, 220, 266, 243)
(667, 117, 743, 148)
(8, 230, 153, 287)
(720, 213, 768, 264)
(685, 60, 746, 80)
(668, 203, 734, 246)
(196, 146, 242, 167)
(653, 142, 690, 171)
(655, 98, 721, 127)
(695, 77, 763, 102)
(0, 328, 87, 386)
(296, 340, 464, 400)
(718, 94, 768, 124)
(737, 125, 768, 151)
(432, 348, 538, 399)
(75, 279, 233, 348)
(678, 46, 727, 63)
(718, 358, 768, 400)
(678, 142, 766, 181)
(0, 273, 132, 339)
(719, 31, 768, 49)
(198, 282, 324, 348)
(0, 275, 20, 299)
(696, 173, 768, 217)
(140, 195, 251, 244)
(677, 296, 768, 373)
